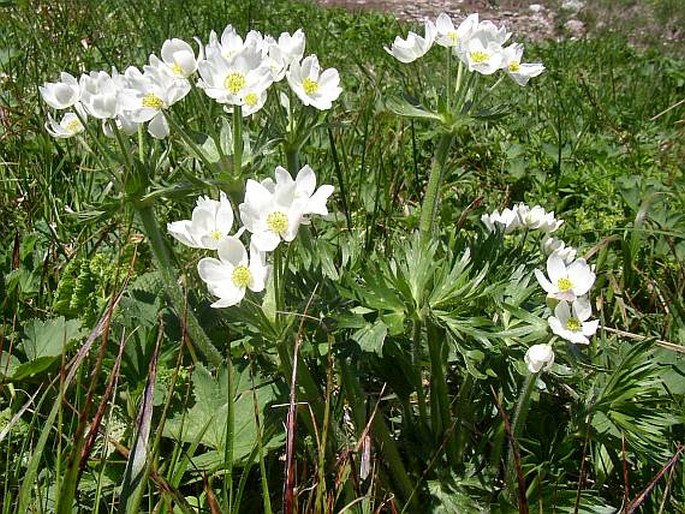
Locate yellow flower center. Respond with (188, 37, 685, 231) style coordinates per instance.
(244, 92, 258, 106)
(210, 230, 223, 241)
(565, 317, 582, 332)
(470, 51, 489, 64)
(231, 265, 252, 288)
(224, 72, 246, 94)
(171, 62, 184, 76)
(508, 62, 521, 73)
(142, 93, 164, 110)
(448, 32, 459, 45)
(302, 77, 319, 96)
(65, 118, 83, 133)
(557, 277, 573, 292)
(266, 211, 288, 235)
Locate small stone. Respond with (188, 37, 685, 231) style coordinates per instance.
(561, 0, 584, 12)
(529, 4, 545, 13)
(564, 19, 585, 36)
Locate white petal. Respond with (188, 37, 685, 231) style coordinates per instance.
(198, 257, 231, 284)
(217, 236, 248, 266)
(546, 254, 566, 283)
(534, 269, 555, 294)
(305, 185, 334, 215)
(252, 231, 281, 252)
(147, 113, 169, 139)
(572, 296, 592, 321)
(167, 220, 199, 248)
(295, 165, 316, 197)
(582, 319, 599, 337)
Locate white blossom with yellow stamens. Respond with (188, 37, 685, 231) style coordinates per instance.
(548, 297, 599, 345)
(45, 109, 86, 139)
(197, 238, 268, 308)
(167, 192, 236, 250)
(501, 43, 545, 86)
(118, 64, 189, 138)
(286, 55, 341, 110)
(239, 164, 334, 252)
(535, 253, 596, 302)
(197, 34, 273, 107)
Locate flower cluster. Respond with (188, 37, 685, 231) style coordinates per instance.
(167, 165, 334, 308)
(525, 246, 600, 374)
(39, 25, 342, 139)
(385, 12, 544, 86)
(489, 205, 599, 374)
(481, 202, 563, 235)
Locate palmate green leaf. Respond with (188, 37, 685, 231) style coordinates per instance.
(11, 316, 83, 380)
(351, 319, 388, 356)
(427, 478, 488, 513)
(164, 364, 283, 465)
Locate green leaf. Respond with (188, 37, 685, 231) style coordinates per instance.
(164, 364, 282, 463)
(352, 320, 388, 355)
(22, 316, 82, 360)
(11, 317, 83, 379)
(385, 96, 443, 122)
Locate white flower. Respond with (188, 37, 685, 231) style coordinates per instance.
(167, 192, 235, 249)
(481, 207, 520, 234)
(459, 20, 510, 74)
(501, 43, 545, 86)
(286, 55, 342, 110)
(239, 164, 334, 252)
(197, 34, 273, 107)
(384, 20, 436, 63)
(515, 203, 563, 232)
(548, 297, 599, 345)
(102, 110, 140, 138)
(118, 65, 189, 138)
(45, 110, 85, 139)
(524, 344, 555, 373)
(541, 235, 578, 265)
(463, 34, 503, 75)
(79, 69, 122, 119)
(39, 72, 81, 109)
(265, 29, 306, 81)
(535, 253, 596, 302)
(435, 13, 478, 50)
(156, 37, 202, 79)
(197, 238, 268, 308)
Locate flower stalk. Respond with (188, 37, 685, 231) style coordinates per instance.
(418, 131, 454, 244)
(136, 203, 224, 367)
(233, 105, 243, 177)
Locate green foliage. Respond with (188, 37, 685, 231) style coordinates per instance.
(164, 363, 283, 466)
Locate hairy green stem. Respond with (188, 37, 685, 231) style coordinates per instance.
(426, 321, 458, 464)
(446, 47, 453, 114)
(412, 319, 429, 429)
(418, 131, 455, 244)
(233, 105, 243, 177)
(135, 203, 224, 367)
(223, 349, 234, 511)
(506, 373, 536, 496)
